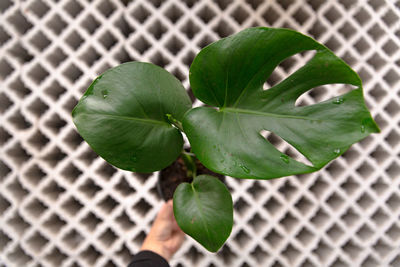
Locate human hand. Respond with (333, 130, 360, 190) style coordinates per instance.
(140, 200, 185, 261)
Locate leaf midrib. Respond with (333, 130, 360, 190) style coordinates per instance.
(190, 181, 214, 250)
(221, 107, 321, 121)
(79, 112, 171, 126)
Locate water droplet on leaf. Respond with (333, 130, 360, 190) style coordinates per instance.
(240, 164, 250, 173)
(280, 154, 289, 164)
(333, 148, 341, 155)
(332, 97, 344, 104)
(361, 118, 373, 133)
(102, 89, 108, 99)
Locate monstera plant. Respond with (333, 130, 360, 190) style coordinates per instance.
(72, 27, 379, 252)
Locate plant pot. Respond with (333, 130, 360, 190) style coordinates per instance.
(157, 156, 225, 201)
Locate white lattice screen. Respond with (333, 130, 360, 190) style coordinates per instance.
(1, 0, 399, 266)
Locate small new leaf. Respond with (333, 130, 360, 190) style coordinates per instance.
(173, 175, 233, 252)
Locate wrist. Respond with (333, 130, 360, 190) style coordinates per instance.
(141, 242, 171, 261)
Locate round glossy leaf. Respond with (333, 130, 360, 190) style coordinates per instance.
(173, 175, 233, 252)
(72, 62, 192, 172)
(184, 27, 379, 179)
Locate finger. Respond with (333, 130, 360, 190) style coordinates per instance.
(155, 200, 174, 222)
(169, 201, 183, 232)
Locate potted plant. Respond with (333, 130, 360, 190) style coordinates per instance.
(72, 27, 379, 252)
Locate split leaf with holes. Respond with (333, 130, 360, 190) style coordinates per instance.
(184, 27, 380, 179)
(73, 27, 379, 253)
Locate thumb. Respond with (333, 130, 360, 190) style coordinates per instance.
(156, 200, 174, 221)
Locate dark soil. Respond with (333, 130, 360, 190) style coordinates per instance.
(158, 157, 224, 201)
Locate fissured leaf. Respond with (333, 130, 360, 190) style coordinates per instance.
(183, 27, 379, 179)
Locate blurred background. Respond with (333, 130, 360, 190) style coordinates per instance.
(0, 0, 399, 266)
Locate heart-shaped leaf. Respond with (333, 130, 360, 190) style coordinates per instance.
(173, 175, 233, 252)
(72, 62, 192, 172)
(184, 27, 379, 179)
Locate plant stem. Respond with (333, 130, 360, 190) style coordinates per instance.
(181, 151, 197, 179)
(166, 114, 184, 132)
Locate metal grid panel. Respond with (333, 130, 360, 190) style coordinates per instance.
(0, 0, 399, 266)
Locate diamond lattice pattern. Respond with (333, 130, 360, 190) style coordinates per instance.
(0, 0, 399, 266)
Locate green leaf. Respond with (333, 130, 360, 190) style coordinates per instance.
(72, 62, 192, 172)
(184, 27, 379, 179)
(173, 175, 233, 252)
